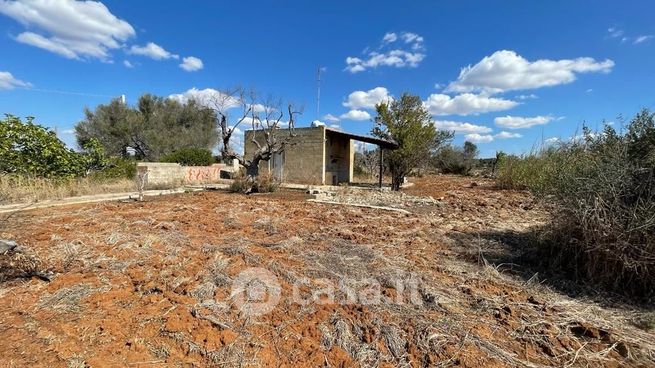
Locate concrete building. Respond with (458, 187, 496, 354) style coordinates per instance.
(244, 126, 397, 185)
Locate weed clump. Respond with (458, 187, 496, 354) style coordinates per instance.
(229, 172, 279, 194)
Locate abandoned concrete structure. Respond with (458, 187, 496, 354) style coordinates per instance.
(244, 126, 397, 185)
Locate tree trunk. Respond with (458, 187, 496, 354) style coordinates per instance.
(391, 174, 403, 191)
(246, 156, 261, 178)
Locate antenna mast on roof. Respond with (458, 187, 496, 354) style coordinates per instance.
(316, 66, 322, 121)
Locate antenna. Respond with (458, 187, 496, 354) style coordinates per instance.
(316, 67, 322, 121)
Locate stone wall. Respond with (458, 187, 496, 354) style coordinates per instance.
(136, 161, 238, 188)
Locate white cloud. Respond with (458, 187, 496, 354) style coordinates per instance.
(608, 27, 624, 38)
(0, 71, 31, 90)
(239, 116, 289, 128)
(464, 133, 494, 143)
(495, 131, 522, 139)
(586, 88, 593, 93)
(340, 110, 371, 121)
(446, 50, 614, 94)
(345, 32, 426, 73)
(343, 87, 392, 109)
(433, 120, 492, 134)
(323, 113, 340, 122)
(494, 115, 555, 129)
(180, 56, 203, 72)
(516, 93, 537, 100)
(545, 137, 560, 144)
(400, 32, 423, 45)
(382, 32, 397, 43)
(169, 87, 236, 108)
(0, 0, 135, 61)
(608, 27, 653, 45)
(128, 42, 178, 60)
(424, 93, 518, 116)
(61, 128, 75, 134)
(123, 60, 133, 68)
(634, 35, 653, 44)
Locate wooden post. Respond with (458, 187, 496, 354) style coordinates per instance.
(378, 146, 383, 188)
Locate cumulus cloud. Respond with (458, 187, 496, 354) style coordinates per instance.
(495, 131, 522, 139)
(345, 32, 426, 73)
(323, 113, 340, 122)
(0, 0, 135, 61)
(169, 87, 236, 108)
(128, 42, 178, 60)
(424, 93, 518, 116)
(340, 110, 371, 121)
(343, 87, 392, 109)
(463, 130, 523, 143)
(382, 32, 397, 43)
(446, 50, 614, 94)
(433, 120, 492, 134)
(180, 56, 203, 72)
(123, 60, 134, 68)
(0, 71, 31, 90)
(464, 133, 494, 143)
(494, 115, 555, 129)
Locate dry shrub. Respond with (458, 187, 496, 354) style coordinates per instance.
(0, 174, 136, 204)
(229, 172, 279, 194)
(497, 110, 655, 298)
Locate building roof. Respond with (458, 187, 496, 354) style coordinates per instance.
(325, 127, 399, 149)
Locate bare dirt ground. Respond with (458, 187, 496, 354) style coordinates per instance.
(0, 175, 653, 367)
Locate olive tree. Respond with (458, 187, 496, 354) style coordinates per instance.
(244, 97, 302, 177)
(373, 93, 453, 190)
(76, 94, 218, 161)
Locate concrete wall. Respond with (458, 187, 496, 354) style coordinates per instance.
(244, 127, 326, 184)
(325, 130, 353, 185)
(136, 162, 237, 188)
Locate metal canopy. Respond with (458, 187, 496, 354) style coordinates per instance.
(325, 127, 399, 149)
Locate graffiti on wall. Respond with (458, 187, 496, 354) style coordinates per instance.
(184, 166, 223, 183)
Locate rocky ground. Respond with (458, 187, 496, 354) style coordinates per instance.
(0, 175, 653, 367)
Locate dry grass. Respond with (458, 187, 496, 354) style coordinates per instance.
(0, 175, 137, 204)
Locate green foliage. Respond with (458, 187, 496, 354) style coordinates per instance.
(0, 114, 91, 177)
(496, 109, 655, 297)
(76, 94, 219, 161)
(373, 93, 453, 190)
(90, 157, 136, 180)
(161, 148, 215, 166)
(433, 141, 479, 175)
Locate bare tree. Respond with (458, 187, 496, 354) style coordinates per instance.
(244, 97, 302, 177)
(207, 86, 255, 163)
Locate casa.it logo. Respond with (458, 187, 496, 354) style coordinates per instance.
(230, 267, 282, 316)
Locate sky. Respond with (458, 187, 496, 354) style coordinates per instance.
(1, 0, 654, 157)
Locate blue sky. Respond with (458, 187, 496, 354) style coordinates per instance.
(1, 0, 654, 157)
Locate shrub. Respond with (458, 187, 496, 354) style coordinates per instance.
(0, 115, 93, 177)
(161, 148, 215, 166)
(496, 110, 655, 298)
(229, 172, 279, 194)
(90, 157, 137, 180)
(433, 142, 478, 175)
